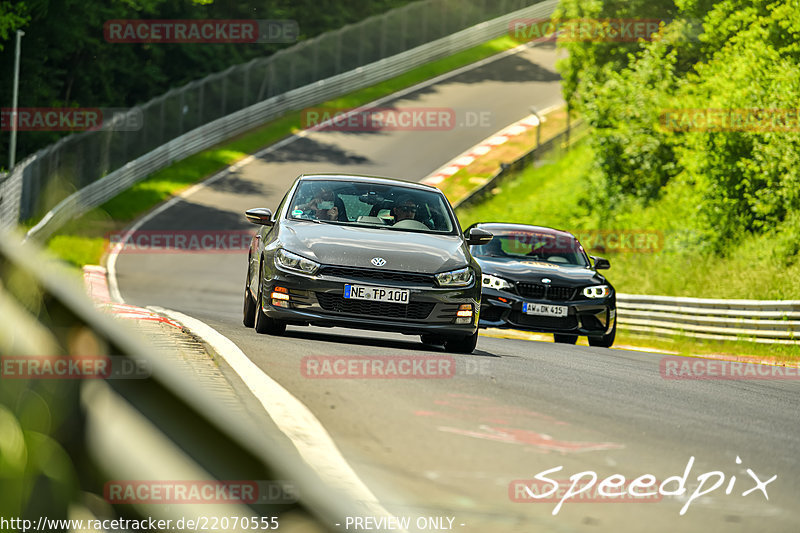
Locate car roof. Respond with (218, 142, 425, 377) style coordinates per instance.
(473, 222, 578, 241)
(297, 173, 441, 193)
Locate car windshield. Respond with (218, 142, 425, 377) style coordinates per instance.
(471, 229, 589, 267)
(287, 179, 456, 233)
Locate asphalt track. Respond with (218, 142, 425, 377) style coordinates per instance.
(114, 43, 800, 532)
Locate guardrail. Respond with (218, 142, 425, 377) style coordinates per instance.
(0, 228, 369, 531)
(616, 293, 800, 345)
(2, 0, 559, 240)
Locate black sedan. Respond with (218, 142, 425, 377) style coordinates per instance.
(468, 223, 616, 347)
(242, 174, 492, 353)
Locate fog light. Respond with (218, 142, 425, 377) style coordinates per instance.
(455, 304, 473, 323)
(271, 289, 290, 301)
(272, 299, 290, 308)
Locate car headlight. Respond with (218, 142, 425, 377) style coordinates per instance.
(435, 267, 474, 287)
(582, 285, 611, 298)
(482, 274, 511, 291)
(275, 248, 320, 275)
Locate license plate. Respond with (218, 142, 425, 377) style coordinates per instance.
(523, 302, 567, 317)
(344, 284, 409, 304)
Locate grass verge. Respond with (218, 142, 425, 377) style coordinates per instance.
(436, 107, 570, 204)
(46, 35, 527, 268)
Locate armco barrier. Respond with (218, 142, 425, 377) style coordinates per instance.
(0, 0, 559, 239)
(616, 293, 800, 345)
(0, 228, 370, 530)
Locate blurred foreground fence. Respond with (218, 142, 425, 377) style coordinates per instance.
(0, 229, 373, 531)
(616, 294, 800, 345)
(0, 0, 559, 239)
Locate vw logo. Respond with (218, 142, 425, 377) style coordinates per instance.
(541, 278, 552, 284)
(371, 257, 387, 267)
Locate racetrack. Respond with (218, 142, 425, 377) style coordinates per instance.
(113, 43, 800, 532)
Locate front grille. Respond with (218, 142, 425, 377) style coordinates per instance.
(516, 282, 576, 301)
(320, 265, 435, 285)
(510, 312, 578, 330)
(316, 292, 434, 320)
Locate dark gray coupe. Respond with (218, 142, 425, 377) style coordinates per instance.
(469, 223, 617, 347)
(242, 174, 492, 353)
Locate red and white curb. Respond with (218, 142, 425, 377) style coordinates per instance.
(421, 106, 559, 187)
(83, 265, 181, 327)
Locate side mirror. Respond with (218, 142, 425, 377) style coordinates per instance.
(591, 255, 610, 270)
(466, 227, 493, 246)
(245, 208, 274, 226)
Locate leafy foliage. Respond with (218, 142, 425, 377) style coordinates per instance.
(0, 0, 416, 162)
(557, 0, 800, 252)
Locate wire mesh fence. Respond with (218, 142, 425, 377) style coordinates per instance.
(0, 0, 551, 232)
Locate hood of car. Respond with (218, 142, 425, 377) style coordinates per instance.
(280, 221, 469, 273)
(476, 257, 608, 287)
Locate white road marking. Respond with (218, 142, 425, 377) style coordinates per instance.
(152, 307, 400, 523)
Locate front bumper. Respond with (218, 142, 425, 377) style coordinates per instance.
(261, 270, 479, 337)
(478, 288, 615, 336)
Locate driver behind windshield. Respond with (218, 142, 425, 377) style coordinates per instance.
(297, 185, 340, 221)
(391, 194, 419, 224)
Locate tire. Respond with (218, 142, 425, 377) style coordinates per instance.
(588, 322, 616, 348)
(254, 264, 286, 336)
(243, 268, 256, 328)
(420, 334, 445, 346)
(553, 334, 578, 345)
(444, 331, 478, 354)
